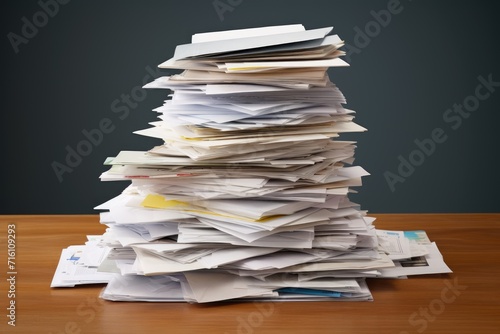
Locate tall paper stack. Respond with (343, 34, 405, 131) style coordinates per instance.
(57, 24, 446, 302)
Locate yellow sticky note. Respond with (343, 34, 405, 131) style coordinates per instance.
(141, 194, 187, 209)
(227, 67, 266, 72)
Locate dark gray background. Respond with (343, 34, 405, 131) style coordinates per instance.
(2, 0, 499, 214)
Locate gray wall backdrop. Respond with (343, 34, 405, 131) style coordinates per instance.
(2, 0, 499, 214)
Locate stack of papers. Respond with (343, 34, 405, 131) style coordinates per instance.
(52, 24, 451, 303)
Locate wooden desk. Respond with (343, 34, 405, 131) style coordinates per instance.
(0, 214, 499, 334)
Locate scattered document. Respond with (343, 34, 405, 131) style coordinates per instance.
(51, 239, 114, 287)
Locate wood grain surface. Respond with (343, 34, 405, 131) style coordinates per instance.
(0, 214, 498, 334)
